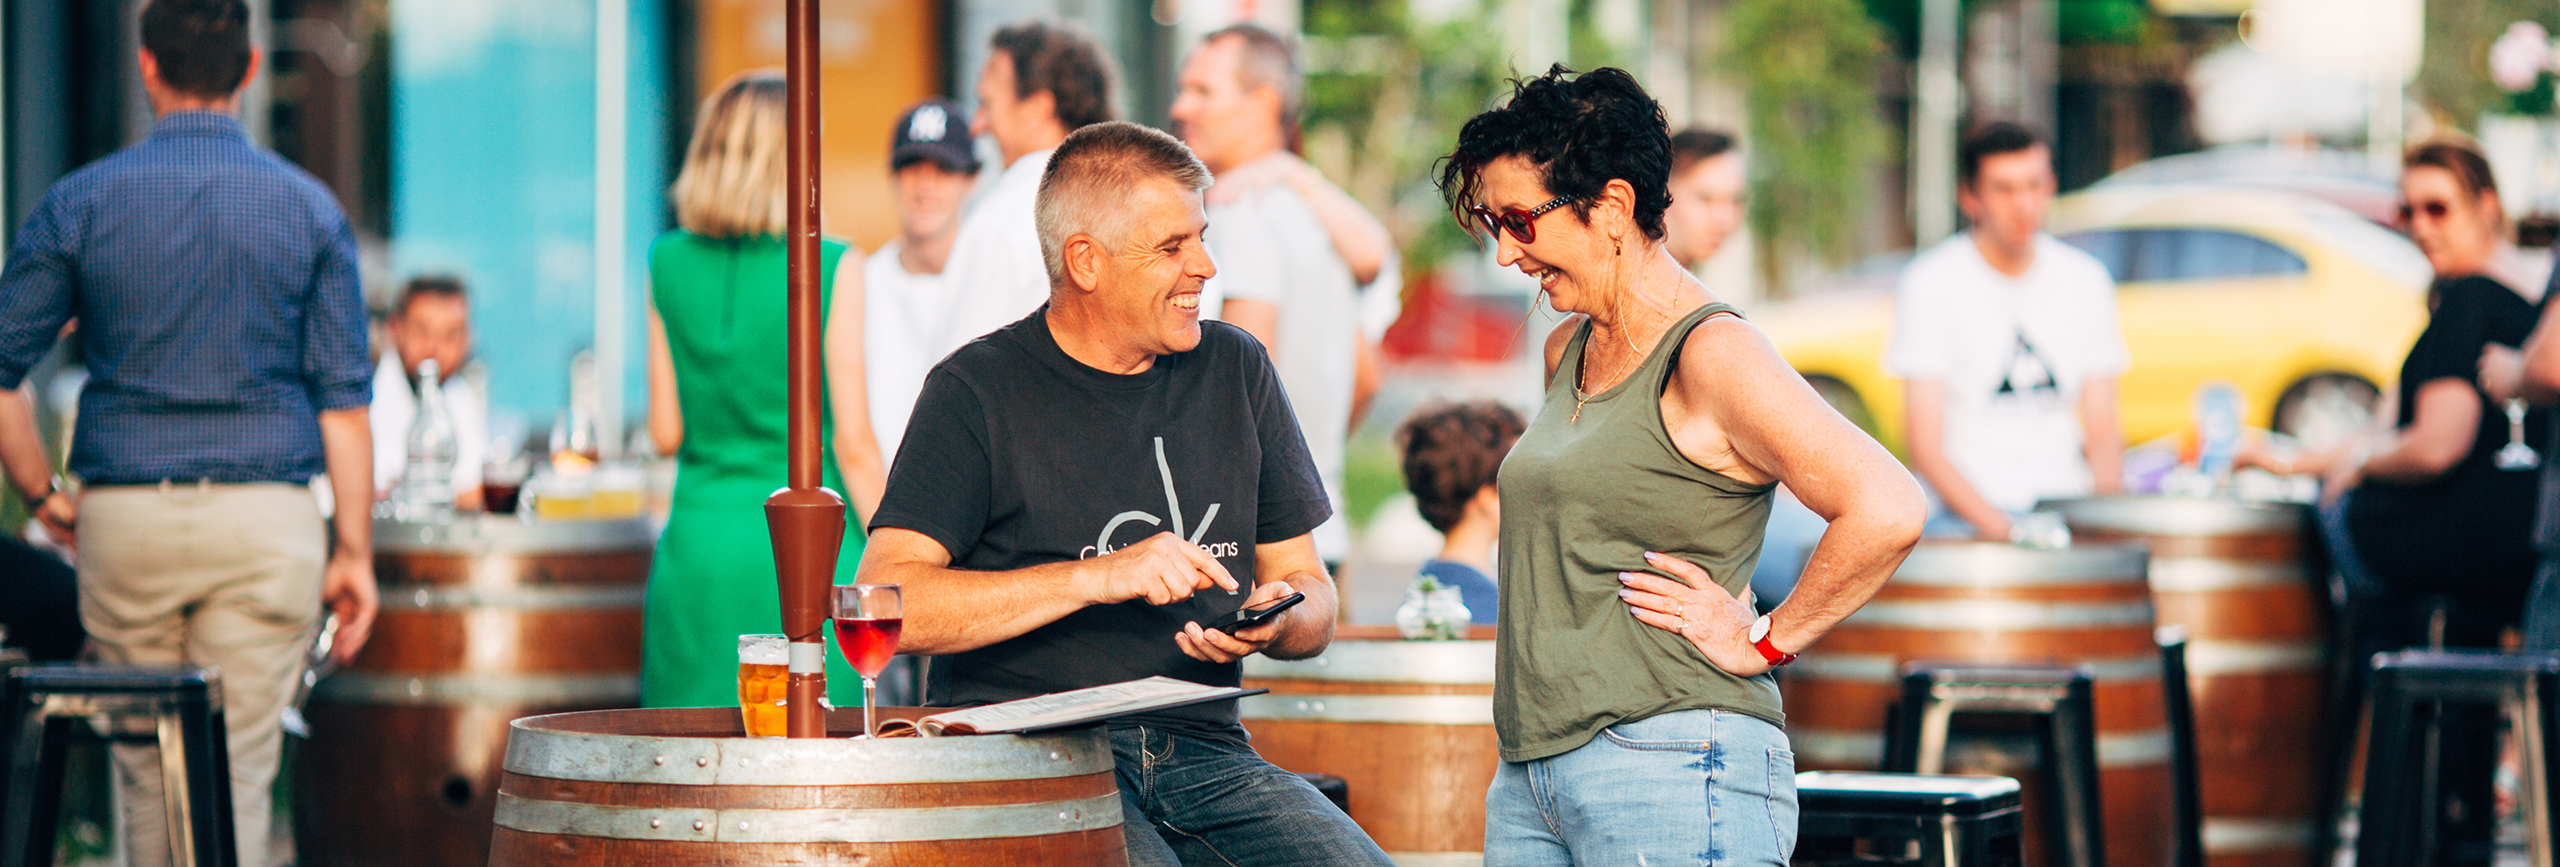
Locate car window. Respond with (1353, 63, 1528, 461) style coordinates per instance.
(2061, 228, 2306, 283)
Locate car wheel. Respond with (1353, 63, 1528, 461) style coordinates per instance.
(1805, 375, 1878, 438)
(2273, 373, 2380, 452)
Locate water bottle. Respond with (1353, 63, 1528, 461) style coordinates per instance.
(399, 358, 459, 520)
(2194, 382, 2243, 494)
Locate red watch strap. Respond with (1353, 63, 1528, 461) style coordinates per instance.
(1754, 634, 1797, 667)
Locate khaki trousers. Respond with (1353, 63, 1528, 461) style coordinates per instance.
(79, 483, 325, 867)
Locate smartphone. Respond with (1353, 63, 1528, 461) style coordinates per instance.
(1204, 591, 1307, 635)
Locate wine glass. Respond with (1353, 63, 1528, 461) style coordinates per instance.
(831, 584, 903, 738)
(2496, 398, 2541, 471)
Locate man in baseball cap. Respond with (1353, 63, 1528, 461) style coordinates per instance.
(866, 98, 982, 473)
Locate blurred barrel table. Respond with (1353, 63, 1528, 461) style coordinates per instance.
(296, 517, 653, 867)
(1241, 624, 1497, 860)
(1786, 542, 2172, 867)
(2046, 497, 2326, 867)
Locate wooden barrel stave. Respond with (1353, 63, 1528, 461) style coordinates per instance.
(2052, 498, 2327, 867)
(1240, 639, 1497, 857)
(298, 518, 653, 867)
(486, 707, 1127, 866)
(1786, 541, 2172, 867)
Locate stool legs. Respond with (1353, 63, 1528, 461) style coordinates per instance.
(2045, 678, 2105, 867)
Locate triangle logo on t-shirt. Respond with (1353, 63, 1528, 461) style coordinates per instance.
(1993, 331, 2060, 400)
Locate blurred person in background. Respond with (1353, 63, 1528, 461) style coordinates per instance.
(2482, 214, 2560, 660)
(641, 70, 881, 709)
(866, 99, 980, 468)
(371, 275, 487, 510)
(1665, 127, 1824, 609)
(1396, 401, 1526, 623)
(2263, 139, 2541, 867)
(1439, 66, 1923, 864)
(1170, 23, 1379, 569)
(1662, 128, 1745, 271)
(859, 122, 1391, 866)
(1888, 121, 2126, 541)
(933, 20, 1118, 356)
(0, 2, 378, 864)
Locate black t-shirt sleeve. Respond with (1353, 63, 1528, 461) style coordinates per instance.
(2399, 278, 2500, 412)
(869, 366, 994, 561)
(1238, 331, 1331, 544)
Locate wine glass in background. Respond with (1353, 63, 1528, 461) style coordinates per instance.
(481, 451, 530, 515)
(832, 584, 902, 738)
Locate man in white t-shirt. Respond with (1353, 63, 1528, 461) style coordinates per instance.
(1886, 122, 2126, 541)
(933, 20, 1117, 357)
(371, 275, 489, 508)
(1172, 24, 1389, 565)
(867, 99, 980, 467)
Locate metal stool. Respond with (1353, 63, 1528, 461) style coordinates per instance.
(1795, 772, 2025, 867)
(1885, 663, 2105, 867)
(2157, 628, 2206, 867)
(2357, 650, 2560, 867)
(2, 664, 235, 867)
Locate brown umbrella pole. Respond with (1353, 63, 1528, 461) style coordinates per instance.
(764, 0, 843, 739)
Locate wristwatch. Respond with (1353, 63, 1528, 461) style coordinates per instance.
(1749, 614, 1797, 667)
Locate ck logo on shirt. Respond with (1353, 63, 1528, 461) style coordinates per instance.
(1080, 437, 1241, 560)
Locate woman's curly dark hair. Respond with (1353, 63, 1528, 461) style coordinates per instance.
(1436, 65, 1673, 243)
(1399, 402, 1529, 533)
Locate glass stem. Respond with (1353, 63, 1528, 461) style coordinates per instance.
(861, 676, 877, 738)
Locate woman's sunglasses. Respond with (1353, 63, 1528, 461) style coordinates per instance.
(2397, 200, 2452, 226)
(1466, 194, 1578, 244)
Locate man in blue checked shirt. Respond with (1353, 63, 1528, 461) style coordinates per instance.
(0, 2, 379, 864)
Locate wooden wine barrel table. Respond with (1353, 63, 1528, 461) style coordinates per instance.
(486, 706, 1126, 865)
(1785, 542, 2172, 867)
(1241, 626, 1497, 860)
(2046, 497, 2326, 867)
(295, 517, 654, 867)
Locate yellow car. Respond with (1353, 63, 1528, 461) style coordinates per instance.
(1753, 186, 2431, 454)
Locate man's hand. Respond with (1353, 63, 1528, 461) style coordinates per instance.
(1175, 580, 1297, 663)
(320, 550, 377, 665)
(1618, 552, 1770, 677)
(32, 490, 75, 550)
(1090, 532, 1238, 606)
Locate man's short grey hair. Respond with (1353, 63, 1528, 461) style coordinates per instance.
(1202, 24, 1301, 133)
(1035, 121, 1213, 289)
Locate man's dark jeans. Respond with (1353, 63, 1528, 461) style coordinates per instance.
(1109, 724, 1394, 866)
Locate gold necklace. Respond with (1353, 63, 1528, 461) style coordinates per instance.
(1572, 314, 1659, 424)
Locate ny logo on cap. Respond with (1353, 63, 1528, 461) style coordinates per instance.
(909, 105, 948, 143)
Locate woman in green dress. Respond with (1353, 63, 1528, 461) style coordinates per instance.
(639, 70, 887, 708)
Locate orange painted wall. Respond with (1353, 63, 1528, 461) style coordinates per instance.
(692, 0, 942, 250)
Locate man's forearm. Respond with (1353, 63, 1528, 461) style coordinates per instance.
(861, 557, 1100, 655)
(318, 407, 372, 556)
(0, 387, 53, 499)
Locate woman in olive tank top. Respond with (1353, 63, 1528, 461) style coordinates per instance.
(1438, 67, 1927, 866)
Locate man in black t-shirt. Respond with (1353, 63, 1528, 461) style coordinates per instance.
(859, 121, 1392, 867)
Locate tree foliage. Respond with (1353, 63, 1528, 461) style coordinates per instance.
(1723, 0, 1892, 292)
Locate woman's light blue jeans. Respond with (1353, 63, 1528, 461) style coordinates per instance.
(1485, 709, 1798, 866)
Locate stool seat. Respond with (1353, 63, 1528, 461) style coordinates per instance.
(1796, 772, 2027, 867)
(1799, 772, 2023, 815)
(3, 663, 234, 867)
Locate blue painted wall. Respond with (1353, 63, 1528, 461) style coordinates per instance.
(388, 1, 668, 430)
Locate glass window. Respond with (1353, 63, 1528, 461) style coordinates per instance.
(2062, 228, 2307, 283)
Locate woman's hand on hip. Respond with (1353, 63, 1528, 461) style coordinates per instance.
(1619, 551, 1768, 677)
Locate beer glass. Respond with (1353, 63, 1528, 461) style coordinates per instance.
(831, 585, 903, 738)
(736, 634, 788, 737)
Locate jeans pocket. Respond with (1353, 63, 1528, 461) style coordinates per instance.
(1767, 747, 1799, 856)
(1599, 725, 1714, 752)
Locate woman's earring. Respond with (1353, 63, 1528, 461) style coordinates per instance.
(1614, 236, 1624, 257)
